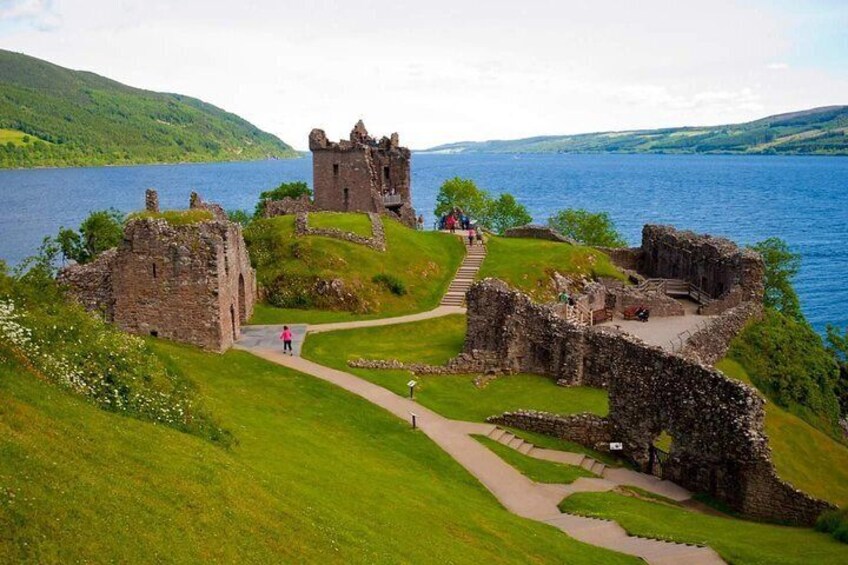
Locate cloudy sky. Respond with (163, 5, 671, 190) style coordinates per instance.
(1, 0, 846, 149)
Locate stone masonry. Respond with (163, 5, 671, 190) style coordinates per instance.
(60, 191, 256, 352)
(459, 279, 833, 525)
(309, 121, 416, 227)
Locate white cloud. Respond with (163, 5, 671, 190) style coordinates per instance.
(0, 0, 60, 30)
(766, 62, 789, 70)
(0, 0, 845, 148)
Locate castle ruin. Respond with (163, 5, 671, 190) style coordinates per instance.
(60, 190, 256, 352)
(308, 121, 416, 227)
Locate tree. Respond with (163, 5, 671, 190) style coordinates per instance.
(433, 177, 489, 220)
(547, 209, 626, 247)
(825, 324, 848, 417)
(55, 209, 124, 264)
(749, 237, 803, 320)
(227, 209, 252, 227)
(483, 193, 532, 234)
(254, 181, 312, 217)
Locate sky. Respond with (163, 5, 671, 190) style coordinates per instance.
(1, 0, 846, 149)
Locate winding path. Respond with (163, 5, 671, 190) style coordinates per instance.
(238, 241, 725, 564)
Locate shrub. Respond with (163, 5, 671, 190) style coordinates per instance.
(547, 209, 626, 247)
(749, 237, 803, 320)
(816, 508, 848, 544)
(55, 208, 124, 264)
(373, 273, 407, 296)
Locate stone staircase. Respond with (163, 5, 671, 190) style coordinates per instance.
(486, 427, 608, 476)
(440, 242, 487, 307)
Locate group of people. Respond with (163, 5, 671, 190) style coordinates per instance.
(439, 208, 482, 245)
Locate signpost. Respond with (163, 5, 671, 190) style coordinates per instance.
(407, 380, 417, 399)
(410, 412, 418, 430)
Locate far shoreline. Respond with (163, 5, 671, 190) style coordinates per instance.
(0, 153, 306, 173)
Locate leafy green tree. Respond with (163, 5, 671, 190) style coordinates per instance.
(55, 209, 124, 264)
(547, 209, 626, 247)
(749, 237, 803, 320)
(255, 181, 312, 217)
(483, 193, 532, 234)
(433, 177, 489, 220)
(227, 209, 252, 227)
(825, 324, 848, 417)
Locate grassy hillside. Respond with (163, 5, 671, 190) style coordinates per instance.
(717, 359, 848, 507)
(0, 49, 297, 168)
(246, 213, 465, 324)
(425, 106, 848, 156)
(478, 236, 626, 303)
(0, 342, 635, 564)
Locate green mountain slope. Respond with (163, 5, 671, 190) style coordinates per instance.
(424, 106, 848, 156)
(0, 49, 297, 168)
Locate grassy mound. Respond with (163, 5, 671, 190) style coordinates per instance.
(308, 211, 374, 237)
(478, 236, 626, 302)
(717, 359, 848, 507)
(0, 342, 633, 564)
(301, 315, 608, 421)
(559, 491, 848, 564)
(246, 215, 464, 323)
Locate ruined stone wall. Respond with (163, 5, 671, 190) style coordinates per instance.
(462, 279, 833, 525)
(189, 191, 227, 221)
(503, 225, 576, 244)
(605, 286, 685, 317)
(681, 301, 764, 366)
(640, 225, 765, 310)
(294, 212, 387, 251)
(263, 194, 316, 217)
(58, 249, 118, 319)
(595, 246, 644, 272)
(488, 411, 612, 450)
(309, 121, 416, 227)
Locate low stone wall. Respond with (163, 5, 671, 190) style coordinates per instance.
(595, 246, 643, 272)
(487, 411, 612, 450)
(58, 249, 117, 318)
(605, 286, 685, 317)
(263, 194, 316, 217)
(295, 212, 387, 251)
(504, 224, 575, 244)
(348, 350, 502, 375)
(681, 301, 763, 366)
(459, 278, 834, 525)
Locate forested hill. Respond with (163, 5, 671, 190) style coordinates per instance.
(424, 106, 848, 156)
(0, 49, 298, 168)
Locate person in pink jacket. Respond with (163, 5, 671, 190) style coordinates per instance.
(280, 325, 293, 355)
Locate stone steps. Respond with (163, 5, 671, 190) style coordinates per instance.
(439, 241, 488, 307)
(487, 427, 608, 479)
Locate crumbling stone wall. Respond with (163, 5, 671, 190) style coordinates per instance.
(309, 121, 416, 227)
(605, 285, 685, 317)
(263, 194, 316, 217)
(681, 301, 764, 366)
(189, 191, 227, 221)
(61, 191, 256, 352)
(488, 411, 612, 450)
(461, 279, 833, 525)
(504, 224, 576, 244)
(294, 212, 387, 251)
(641, 225, 765, 312)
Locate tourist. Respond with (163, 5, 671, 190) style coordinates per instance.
(280, 325, 293, 355)
(446, 214, 456, 233)
(417, 215, 424, 230)
(468, 226, 476, 246)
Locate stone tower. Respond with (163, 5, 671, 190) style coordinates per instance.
(309, 121, 416, 227)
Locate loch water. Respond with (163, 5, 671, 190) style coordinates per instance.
(1, 153, 846, 332)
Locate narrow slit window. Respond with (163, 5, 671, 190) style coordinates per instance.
(152, 263, 157, 279)
(333, 163, 339, 176)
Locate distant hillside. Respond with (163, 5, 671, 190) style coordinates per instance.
(0, 49, 297, 168)
(424, 106, 848, 156)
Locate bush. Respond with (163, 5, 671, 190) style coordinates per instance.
(0, 271, 231, 445)
(55, 208, 124, 264)
(373, 273, 407, 296)
(547, 209, 626, 247)
(749, 237, 803, 320)
(728, 309, 841, 429)
(816, 508, 848, 543)
(255, 180, 312, 217)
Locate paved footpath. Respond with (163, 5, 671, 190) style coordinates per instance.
(239, 344, 724, 565)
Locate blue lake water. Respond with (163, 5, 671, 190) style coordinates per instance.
(0, 153, 846, 332)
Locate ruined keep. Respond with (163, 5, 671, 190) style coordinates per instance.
(309, 121, 416, 227)
(461, 279, 833, 525)
(60, 190, 256, 352)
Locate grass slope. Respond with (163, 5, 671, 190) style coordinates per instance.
(308, 211, 374, 238)
(425, 106, 848, 156)
(0, 343, 634, 564)
(559, 492, 848, 564)
(479, 236, 626, 302)
(717, 359, 848, 507)
(247, 215, 465, 324)
(0, 49, 297, 168)
(301, 315, 609, 421)
(475, 436, 597, 484)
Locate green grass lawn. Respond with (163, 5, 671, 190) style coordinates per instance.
(559, 492, 848, 564)
(475, 436, 597, 484)
(246, 215, 464, 324)
(301, 315, 609, 422)
(308, 211, 374, 237)
(478, 236, 626, 302)
(0, 343, 635, 564)
(717, 359, 848, 507)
